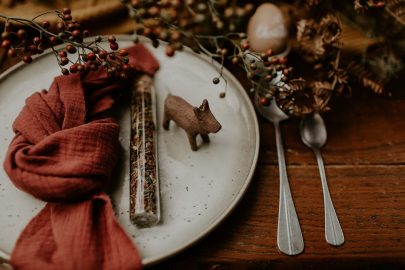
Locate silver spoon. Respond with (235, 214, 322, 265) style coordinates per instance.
(255, 96, 304, 256)
(300, 113, 344, 246)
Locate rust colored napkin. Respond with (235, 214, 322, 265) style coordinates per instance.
(3, 44, 159, 270)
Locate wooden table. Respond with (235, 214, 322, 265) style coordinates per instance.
(149, 88, 405, 269)
(1, 10, 404, 268)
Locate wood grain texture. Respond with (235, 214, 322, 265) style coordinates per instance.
(149, 94, 405, 269)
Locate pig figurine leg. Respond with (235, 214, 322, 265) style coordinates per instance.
(201, 133, 210, 142)
(162, 110, 171, 130)
(187, 133, 198, 151)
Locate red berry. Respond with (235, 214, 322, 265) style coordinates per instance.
(23, 56, 32, 63)
(98, 50, 108, 59)
(1, 32, 10, 39)
(61, 68, 69, 75)
(165, 45, 175, 57)
(58, 51, 67, 58)
(17, 29, 26, 40)
(62, 8, 71, 14)
(50, 36, 58, 45)
(33, 37, 41, 45)
(72, 30, 81, 38)
(77, 64, 85, 73)
(109, 42, 119, 51)
(170, 31, 181, 42)
(7, 48, 16, 57)
(28, 45, 38, 54)
(241, 42, 250, 51)
(279, 57, 287, 64)
(375, 2, 385, 8)
(41, 21, 50, 29)
(259, 96, 270, 106)
(69, 64, 78, 73)
(63, 14, 72, 21)
(1, 39, 11, 48)
(60, 57, 69, 66)
(108, 35, 116, 42)
(122, 64, 131, 71)
(83, 30, 90, 37)
(57, 22, 65, 31)
(266, 49, 273, 57)
(66, 45, 76, 54)
(118, 49, 128, 56)
(87, 52, 96, 60)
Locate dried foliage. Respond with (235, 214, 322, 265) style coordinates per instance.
(273, 13, 348, 117)
(347, 61, 385, 94)
(385, 0, 405, 26)
(354, 0, 386, 12)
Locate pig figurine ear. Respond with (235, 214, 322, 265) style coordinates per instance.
(193, 107, 202, 120)
(199, 99, 209, 111)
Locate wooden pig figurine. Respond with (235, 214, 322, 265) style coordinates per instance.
(163, 95, 222, 151)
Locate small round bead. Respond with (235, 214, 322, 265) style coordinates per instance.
(212, 77, 220, 84)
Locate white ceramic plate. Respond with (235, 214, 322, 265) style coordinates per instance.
(0, 36, 259, 266)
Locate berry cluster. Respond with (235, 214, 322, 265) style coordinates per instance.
(0, 8, 130, 77)
(239, 43, 292, 107)
(122, 0, 254, 58)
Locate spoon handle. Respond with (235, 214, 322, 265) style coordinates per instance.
(314, 148, 344, 246)
(274, 122, 304, 255)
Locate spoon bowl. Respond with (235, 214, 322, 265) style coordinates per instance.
(300, 113, 327, 149)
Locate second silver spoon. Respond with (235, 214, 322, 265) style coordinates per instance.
(300, 113, 344, 246)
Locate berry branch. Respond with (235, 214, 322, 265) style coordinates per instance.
(0, 8, 131, 77)
(122, 0, 291, 98)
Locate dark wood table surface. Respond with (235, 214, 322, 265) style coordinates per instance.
(1, 17, 404, 269)
(149, 83, 405, 269)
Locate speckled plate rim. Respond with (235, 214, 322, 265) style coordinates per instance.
(0, 35, 260, 267)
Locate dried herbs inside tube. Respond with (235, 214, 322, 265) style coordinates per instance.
(130, 74, 160, 227)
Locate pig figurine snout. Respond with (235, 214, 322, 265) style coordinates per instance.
(163, 95, 222, 151)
